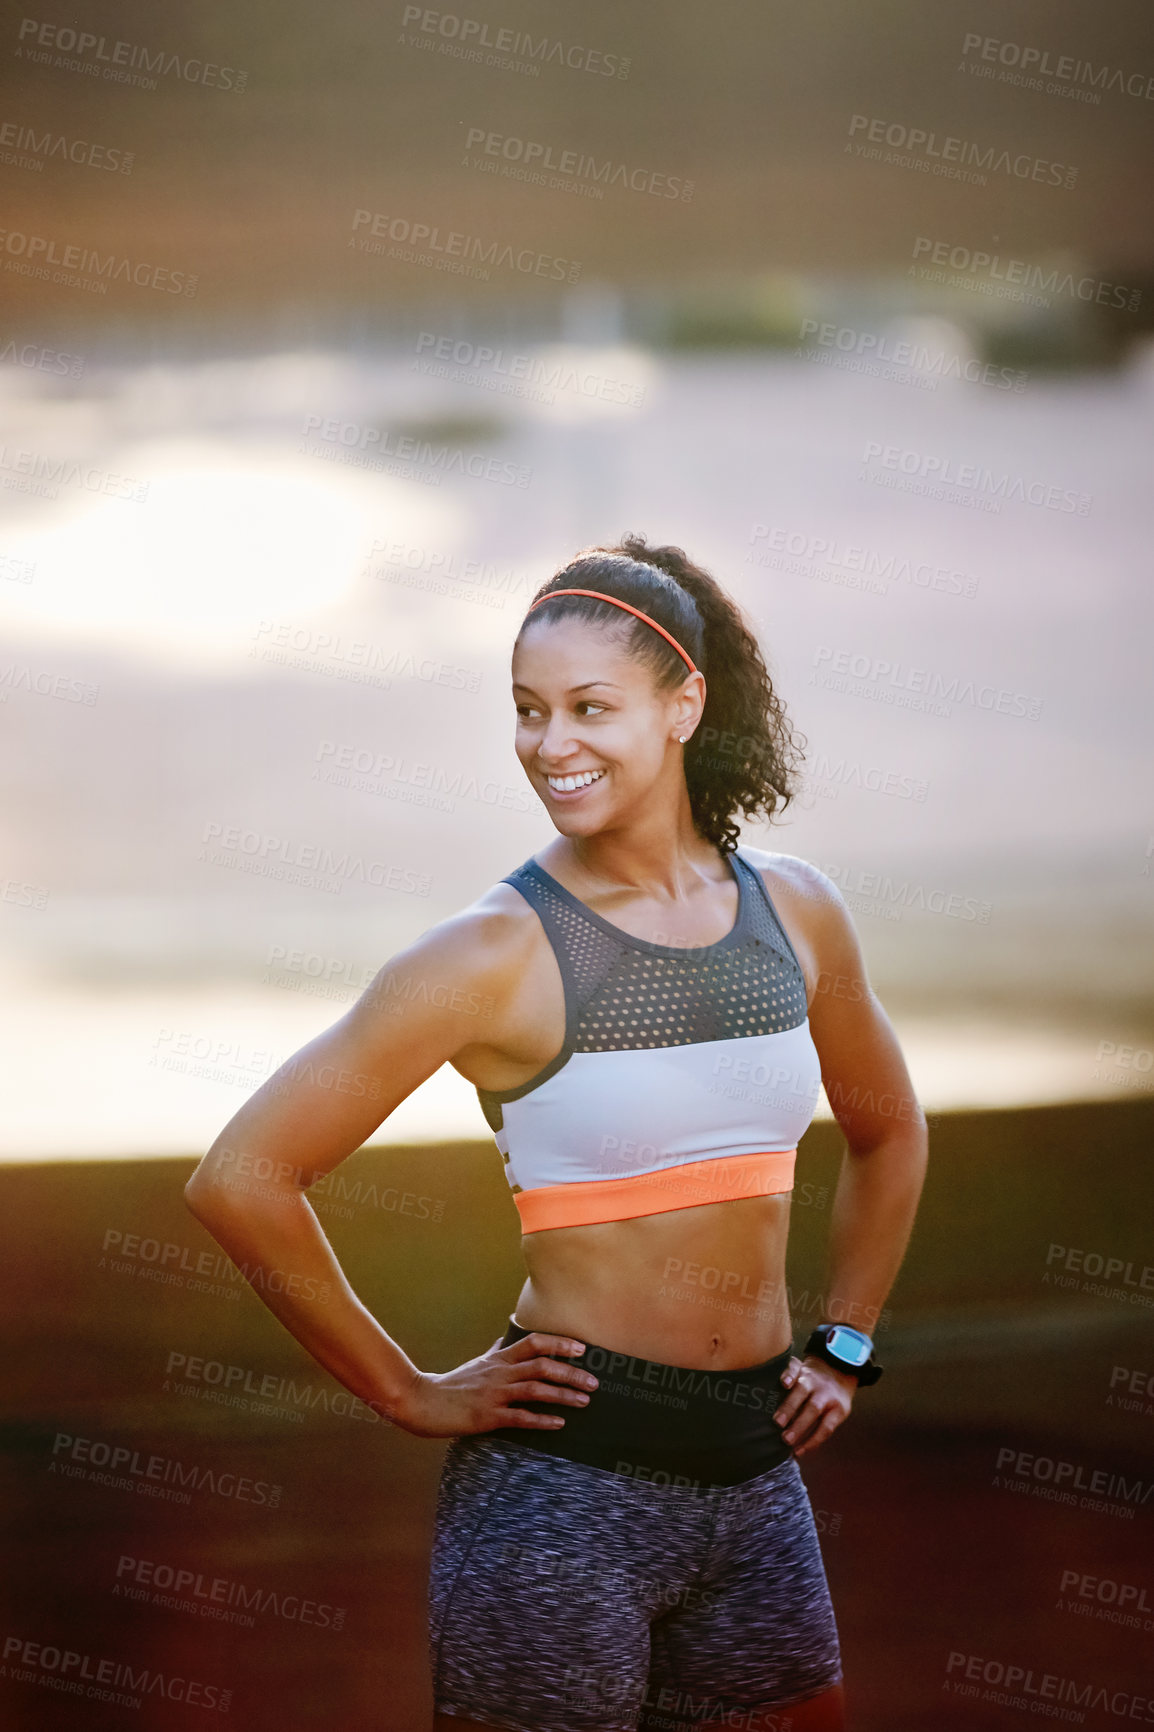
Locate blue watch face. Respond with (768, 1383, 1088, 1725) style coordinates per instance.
(827, 1326, 872, 1366)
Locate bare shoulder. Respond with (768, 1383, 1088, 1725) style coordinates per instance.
(734, 844, 863, 986)
(398, 872, 537, 969)
(456, 875, 543, 964)
(382, 874, 541, 993)
(735, 844, 848, 918)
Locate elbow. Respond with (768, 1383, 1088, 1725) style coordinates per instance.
(184, 1159, 234, 1230)
(183, 1177, 251, 1258)
(183, 1172, 216, 1226)
(184, 1137, 240, 1225)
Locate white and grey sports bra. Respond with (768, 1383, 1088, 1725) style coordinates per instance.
(475, 849, 824, 1234)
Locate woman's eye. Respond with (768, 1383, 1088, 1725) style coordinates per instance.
(516, 702, 607, 719)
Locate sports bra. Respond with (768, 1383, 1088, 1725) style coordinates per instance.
(475, 849, 824, 1234)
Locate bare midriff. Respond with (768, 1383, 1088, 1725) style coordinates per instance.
(512, 1190, 794, 1371)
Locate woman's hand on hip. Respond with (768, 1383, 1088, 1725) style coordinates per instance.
(773, 1354, 857, 1458)
(389, 1332, 600, 1439)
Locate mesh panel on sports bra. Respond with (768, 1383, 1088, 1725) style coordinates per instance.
(503, 855, 807, 1053)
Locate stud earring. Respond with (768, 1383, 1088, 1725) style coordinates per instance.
(678, 735, 687, 743)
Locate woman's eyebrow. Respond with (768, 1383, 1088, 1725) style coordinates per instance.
(512, 680, 622, 694)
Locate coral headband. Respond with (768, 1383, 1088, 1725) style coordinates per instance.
(524, 587, 698, 675)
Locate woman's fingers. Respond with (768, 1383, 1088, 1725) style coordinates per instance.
(782, 1388, 841, 1450)
(504, 1378, 591, 1407)
(500, 1337, 599, 1395)
(792, 1407, 844, 1459)
(511, 1354, 599, 1392)
(774, 1356, 853, 1453)
(502, 1331, 589, 1364)
(496, 1405, 567, 1429)
(777, 1388, 817, 1446)
(439, 1333, 599, 1431)
(773, 1355, 810, 1428)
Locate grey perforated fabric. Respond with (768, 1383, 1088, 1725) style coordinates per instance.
(476, 854, 808, 1125)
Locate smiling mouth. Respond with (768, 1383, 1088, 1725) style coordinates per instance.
(544, 769, 607, 794)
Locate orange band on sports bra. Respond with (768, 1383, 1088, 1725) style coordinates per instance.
(524, 587, 699, 675)
(514, 1148, 797, 1234)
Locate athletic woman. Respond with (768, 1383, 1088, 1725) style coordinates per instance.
(186, 535, 928, 1732)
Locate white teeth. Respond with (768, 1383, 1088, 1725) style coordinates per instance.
(547, 769, 606, 792)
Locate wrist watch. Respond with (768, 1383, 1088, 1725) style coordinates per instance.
(803, 1322, 884, 1385)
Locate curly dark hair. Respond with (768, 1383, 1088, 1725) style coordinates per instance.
(515, 533, 806, 855)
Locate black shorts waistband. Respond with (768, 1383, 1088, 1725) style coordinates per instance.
(482, 1317, 797, 1487)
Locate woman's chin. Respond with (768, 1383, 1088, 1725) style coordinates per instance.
(549, 809, 605, 835)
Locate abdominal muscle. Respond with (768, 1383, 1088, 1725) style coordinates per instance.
(511, 1190, 794, 1371)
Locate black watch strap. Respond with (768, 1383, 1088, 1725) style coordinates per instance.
(804, 1324, 884, 1385)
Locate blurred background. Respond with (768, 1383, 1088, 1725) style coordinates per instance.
(2, 1, 1153, 1727)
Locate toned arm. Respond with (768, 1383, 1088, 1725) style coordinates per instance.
(183, 899, 523, 1423)
(736, 848, 928, 1455)
(743, 848, 929, 1333)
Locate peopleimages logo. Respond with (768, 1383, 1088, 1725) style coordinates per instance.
(910, 238, 1142, 312)
(959, 33, 1154, 102)
(349, 208, 581, 283)
(0, 225, 197, 294)
(797, 318, 1026, 391)
(0, 660, 99, 704)
(413, 333, 646, 408)
(301, 412, 531, 489)
(462, 128, 693, 201)
(819, 860, 991, 924)
(1056, 1568, 1154, 1634)
(811, 644, 1043, 722)
(0, 442, 148, 501)
(398, 7, 631, 79)
(944, 1648, 1154, 1720)
(50, 1429, 282, 1507)
(198, 820, 431, 897)
(748, 523, 978, 601)
(2, 1633, 231, 1713)
(0, 119, 134, 173)
(860, 441, 1091, 515)
(14, 17, 248, 92)
(313, 741, 533, 813)
(0, 336, 85, 377)
(805, 755, 930, 804)
(993, 1443, 1154, 1516)
(164, 1350, 384, 1425)
(847, 113, 1077, 189)
(114, 1552, 347, 1632)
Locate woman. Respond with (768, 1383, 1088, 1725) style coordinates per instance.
(186, 534, 928, 1732)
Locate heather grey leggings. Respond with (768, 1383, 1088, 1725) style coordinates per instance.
(428, 1433, 843, 1732)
